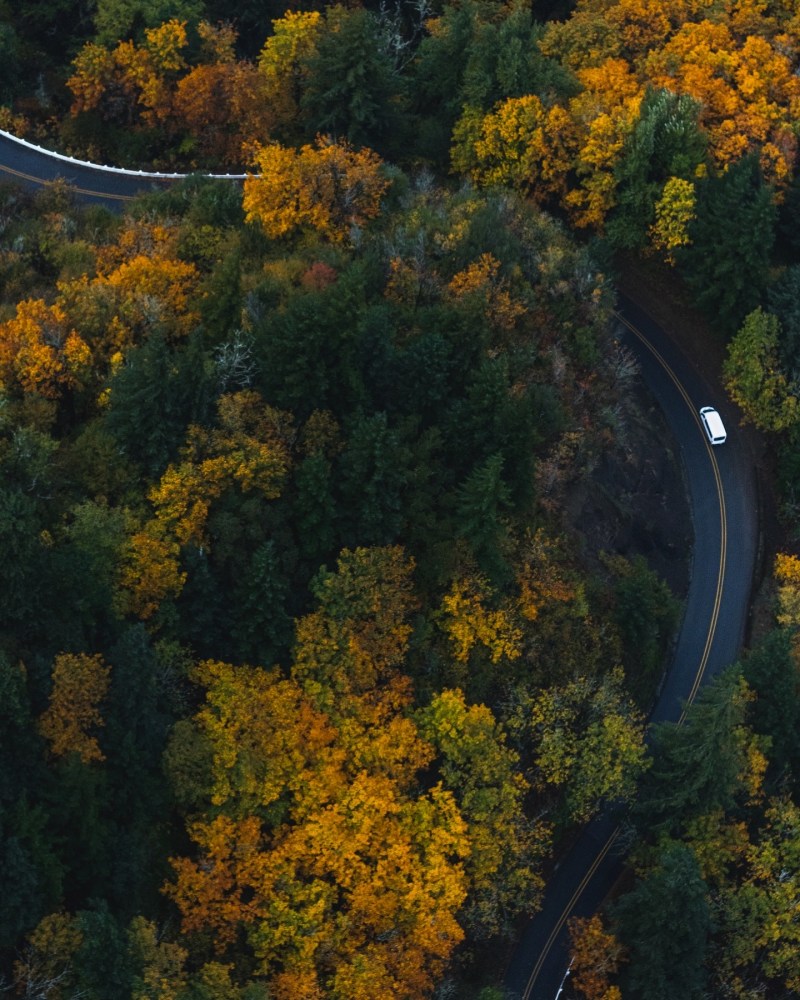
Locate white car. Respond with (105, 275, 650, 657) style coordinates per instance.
(699, 406, 727, 445)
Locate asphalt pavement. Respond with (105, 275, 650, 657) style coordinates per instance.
(504, 292, 758, 999)
(0, 129, 244, 208)
(0, 131, 759, 1000)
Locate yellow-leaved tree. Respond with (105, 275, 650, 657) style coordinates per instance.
(256, 10, 322, 141)
(164, 545, 552, 991)
(38, 653, 111, 763)
(438, 574, 523, 667)
(0, 299, 92, 400)
(165, 591, 468, 997)
(650, 176, 696, 262)
(243, 137, 389, 242)
(514, 667, 647, 823)
(117, 391, 293, 619)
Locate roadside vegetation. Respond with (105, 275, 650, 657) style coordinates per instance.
(0, 0, 799, 997)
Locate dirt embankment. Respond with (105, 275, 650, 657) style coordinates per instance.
(567, 356, 692, 599)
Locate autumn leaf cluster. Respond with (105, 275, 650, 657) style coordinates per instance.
(0, 157, 672, 997)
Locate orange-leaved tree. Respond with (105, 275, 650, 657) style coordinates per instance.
(243, 137, 389, 242)
(645, 21, 800, 183)
(165, 662, 468, 997)
(117, 391, 293, 619)
(163, 546, 476, 997)
(54, 218, 202, 364)
(68, 19, 273, 164)
(68, 19, 189, 129)
(447, 252, 526, 332)
(0, 299, 92, 400)
(38, 653, 111, 763)
(568, 914, 625, 1000)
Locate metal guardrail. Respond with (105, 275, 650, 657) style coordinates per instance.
(0, 128, 248, 180)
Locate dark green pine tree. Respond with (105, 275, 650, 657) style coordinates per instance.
(231, 541, 292, 668)
(0, 655, 62, 952)
(199, 248, 242, 346)
(292, 453, 338, 564)
(409, 2, 477, 165)
(0, 800, 64, 952)
(0, 486, 44, 638)
(633, 666, 753, 836)
(102, 626, 178, 917)
(741, 628, 800, 788)
(71, 902, 133, 1000)
(767, 264, 800, 378)
(613, 556, 680, 708)
(455, 451, 512, 584)
(608, 88, 707, 251)
(256, 278, 367, 420)
(678, 155, 776, 334)
(337, 411, 410, 548)
(445, 356, 539, 491)
(460, 5, 578, 112)
(301, 6, 403, 155)
(613, 842, 709, 1000)
(105, 332, 213, 479)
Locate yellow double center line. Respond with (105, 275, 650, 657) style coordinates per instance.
(523, 826, 619, 998)
(522, 310, 728, 999)
(0, 160, 133, 201)
(615, 312, 727, 719)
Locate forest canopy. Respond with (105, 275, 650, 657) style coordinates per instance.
(1, 0, 800, 997)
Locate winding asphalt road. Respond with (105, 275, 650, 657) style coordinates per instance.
(0, 128, 243, 207)
(504, 294, 758, 998)
(0, 133, 760, 1000)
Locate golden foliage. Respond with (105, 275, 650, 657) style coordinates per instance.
(455, 0, 800, 227)
(418, 688, 550, 934)
(244, 137, 389, 242)
(166, 650, 469, 997)
(38, 653, 110, 763)
(257, 11, 322, 132)
(0, 299, 92, 399)
(650, 176, 696, 262)
(67, 20, 188, 124)
(452, 98, 575, 204)
(775, 556, 800, 628)
(439, 576, 522, 665)
(189, 661, 344, 815)
(447, 253, 526, 331)
(564, 59, 644, 228)
(13, 912, 83, 1000)
(68, 19, 272, 162)
(167, 777, 468, 997)
(528, 668, 647, 821)
(568, 914, 625, 1000)
(117, 393, 292, 619)
(116, 521, 187, 620)
(128, 916, 189, 1000)
(174, 61, 271, 164)
(645, 21, 800, 182)
(101, 254, 201, 343)
(293, 546, 418, 696)
(516, 529, 578, 622)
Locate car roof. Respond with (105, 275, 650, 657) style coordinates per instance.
(701, 407, 726, 439)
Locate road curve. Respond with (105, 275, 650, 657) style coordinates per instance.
(0, 134, 759, 1000)
(504, 293, 758, 998)
(0, 129, 245, 208)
